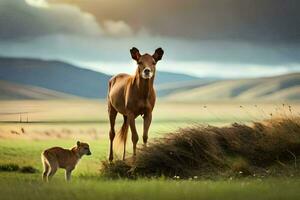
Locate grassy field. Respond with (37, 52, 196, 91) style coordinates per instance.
(2, 174, 300, 200)
(0, 100, 300, 200)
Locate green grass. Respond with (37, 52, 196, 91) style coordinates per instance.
(1, 137, 300, 200)
(1, 100, 300, 199)
(1, 172, 300, 200)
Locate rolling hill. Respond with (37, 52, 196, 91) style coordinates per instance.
(166, 73, 300, 101)
(1, 56, 298, 101)
(155, 71, 200, 85)
(0, 57, 110, 98)
(156, 78, 219, 96)
(0, 57, 200, 99)
(0, 80, 77, 100)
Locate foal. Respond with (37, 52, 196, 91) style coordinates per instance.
(107, 47, 164, 161)
(41, 141, 91, 182)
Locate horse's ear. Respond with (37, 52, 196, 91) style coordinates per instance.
(130, 47, 141, 61)
(153, 48, 164, 62)
(77, 141, 81, 146)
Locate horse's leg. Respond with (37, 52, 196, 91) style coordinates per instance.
(129, 116, 139, 157)
(108, 103, 117, 161)
(122, 115, 128, 161)
(143, 112, 152, 147)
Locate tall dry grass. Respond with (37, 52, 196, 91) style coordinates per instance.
(101, 117, 300, 178)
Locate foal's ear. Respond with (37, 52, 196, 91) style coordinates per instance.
(152, 48, 164, 62)
(77, 141, 81, 146)
(130, 47, 141, 61)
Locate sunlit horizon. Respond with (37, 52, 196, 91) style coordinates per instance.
(75, 60, 300, 79)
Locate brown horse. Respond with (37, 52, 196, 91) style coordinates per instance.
(107, 47, 164, 161)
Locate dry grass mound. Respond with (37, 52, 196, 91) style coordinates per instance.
(101, 117, 300, 179)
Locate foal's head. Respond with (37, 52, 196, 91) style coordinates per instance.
(130, 47, 164, 79)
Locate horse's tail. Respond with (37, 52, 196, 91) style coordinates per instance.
(117, 116, 129, 146)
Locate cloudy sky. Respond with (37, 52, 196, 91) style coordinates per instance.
(0, 0, 299, 78)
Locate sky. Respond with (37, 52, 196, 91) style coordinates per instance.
(0, 0, 299, 78)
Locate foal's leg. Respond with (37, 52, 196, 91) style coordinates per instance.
(65, 169, 72, 182)
(42, 161, 49, 182)
(108, 103, 117, 161)
(129, 116, 139, 157)
(47, 163, 58, 182)
(143, 112, 152, 147)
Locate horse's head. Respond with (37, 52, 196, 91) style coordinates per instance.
(130, 47, 164, 79)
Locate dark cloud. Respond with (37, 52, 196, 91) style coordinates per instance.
(0, 0, 101, 41)
(49, 0, 300, 45)
(0, 0, 299, 77)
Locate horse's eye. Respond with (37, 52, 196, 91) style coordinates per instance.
(138, 61, 143, 65)
(152, 61, 156, 65)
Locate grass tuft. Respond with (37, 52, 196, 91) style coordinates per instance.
(101, 160, 135, 179)
(101, 117, 300, 178)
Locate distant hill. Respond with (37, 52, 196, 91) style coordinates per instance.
(166, 73, 300, 101)
(155, 71, 200, 85)
(0, 57, 201, 99)
(156, 78, 219, 96)
(0, 80, 77, 100)
(2, 57, 298, 101)
(0, 57, 110, 98)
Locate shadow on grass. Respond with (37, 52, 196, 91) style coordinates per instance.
(0, 164, 38, 174)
